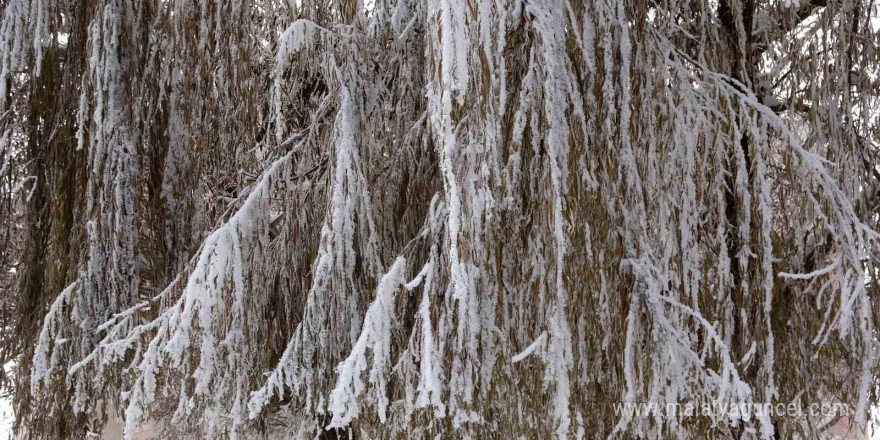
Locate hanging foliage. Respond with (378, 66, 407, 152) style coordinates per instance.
(1, 0, 879, 439)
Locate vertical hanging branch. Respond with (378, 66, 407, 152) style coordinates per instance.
(78, 0, 139, 340)
(6, 1, 878, 439)
(524, 0, 575, 437)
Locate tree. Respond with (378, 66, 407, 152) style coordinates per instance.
(0, 0, 878, 438)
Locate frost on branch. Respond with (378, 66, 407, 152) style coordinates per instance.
(7, 0, 879, 439)
(328, 257, 407, 427)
